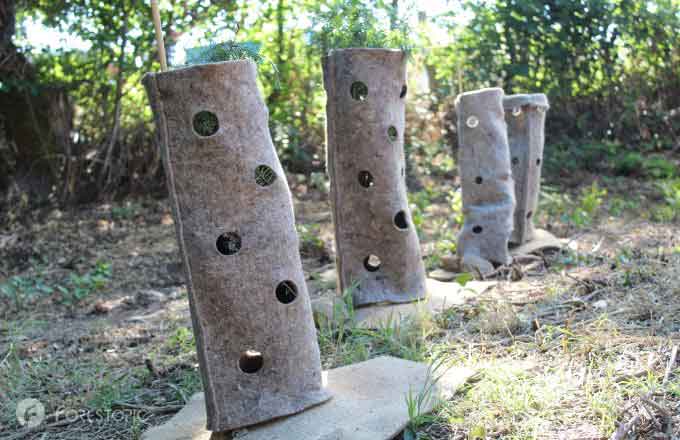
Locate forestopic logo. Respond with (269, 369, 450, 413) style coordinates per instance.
(16, 398, 45, 428)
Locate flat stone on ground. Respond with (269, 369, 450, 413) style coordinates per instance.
(428, 268, 458, 282)
(142, 356, 475, 440)
(510, 228, 563, 256)
(312, 278, 497, 328)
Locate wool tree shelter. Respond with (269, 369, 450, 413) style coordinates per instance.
(504, 93, 550, 245)
(143, 60, 331, 432)
(323, 48, 427, 307)
(456, 88, 516, 275)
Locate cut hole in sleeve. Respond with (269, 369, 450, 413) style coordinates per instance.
(393, 210, 409, 230)
(193, 111, 219, 137)
(388, 126, 398, 142)
(255, 165, 277, 187)
(358, 171, 374, 188)
(275, 280, 298, 304)
(350, 82, 368, 101)
(239, 350, 264, 374)
(216, 232, 241, 255)
(363, 255, 381, 272)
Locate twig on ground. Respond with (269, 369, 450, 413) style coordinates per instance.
(662, 345, 678, 386)
(610, 414, 642, 440)
(113, 402, 184, 414)
(0, 349, 11, 367)
(580, 287, 607, 303)
(3, 418, 75, 440)
(591, 237, 605, 253)
(615, 356, 660, 383)
(640, 401, 662, 430)
(145, 358, 163, 378)
(166, 382, 189, 404)
(640, 397, 673, 436)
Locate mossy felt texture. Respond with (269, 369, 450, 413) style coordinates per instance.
(323, 48, 427, 307)
(143, 60, 330, 432)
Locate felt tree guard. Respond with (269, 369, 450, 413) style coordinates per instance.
(503, 93, 550, 245)
(143, 60, 331, 433)
(455, 87, 516, 275)
(322, 48, 427, 307)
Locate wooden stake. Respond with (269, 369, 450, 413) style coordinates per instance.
(151, 0, 168, 71)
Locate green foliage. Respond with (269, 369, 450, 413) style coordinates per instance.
(409, 186, 463, 269)
(319, 283, 434, 367)
(184, 41, 265, 66)
(652, 179, 680, 222)
(540, 182, 607, 227)
(0, 261, 112, 311)
(193, 110, 220, 137)
(608, 196, 639, 217)
(614, 152, 677, 178)
(576, 182, 607, 225)
(455, 272, 474, 286)
(0, 345, 148, 430)
(429, 0, 679, 147)
(297, 223, 325, 252)
(641, 155, 677, 179)
(165, 327, 196, 356)
(0, 272, 54, 311)
(447, 189, 464, 226)
(613, 151, 645, 176)
(111, 202, 141, 220)
(9, 0, 680, 203)
(458, 0, 626, 96)
(545, 139, 622, 176)
(60, 261, 112, 306)
(405, 353, 451, 433)
(545, 138, 676, 183)
(408, 189, 434, 235)
(310, 0, 413, 53)
(12, 0, 242, 196)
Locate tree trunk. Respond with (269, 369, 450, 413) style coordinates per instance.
(98, 15, 129, 191)
(266, 0, 286, 107)
(0, 0, 72, 203)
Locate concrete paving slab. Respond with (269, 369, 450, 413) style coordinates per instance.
(510, 228, 563, 256)
(142, 356, 476, 440)
(428, 269, 459, 282)
(312, 278, 497, 328)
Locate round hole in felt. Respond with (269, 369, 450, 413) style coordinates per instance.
(239, 350, 264, 374)
(364, 255, 381, 272)
(275, 280, 298, 304)
(216, 232, 241, 255)
(358, 170, 374, 188)
(255, 165, 277, 187)
(350, 81, 368, 101)
(394, 210, 409, 230)
(193, 111, 219, 137)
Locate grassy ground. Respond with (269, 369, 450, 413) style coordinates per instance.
(0, 171, 679, 439)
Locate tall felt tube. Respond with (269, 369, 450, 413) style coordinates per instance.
(143, 60, 331, 432)
(504, 93, 549, 245)
(323, 48, 427, 307)
(456, 88, 515, 275)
